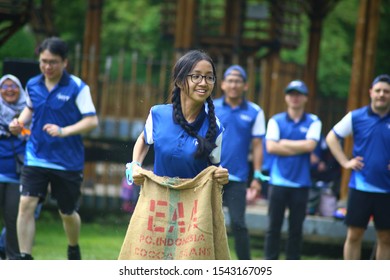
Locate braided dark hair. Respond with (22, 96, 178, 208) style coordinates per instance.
(170, 50, 218, 160)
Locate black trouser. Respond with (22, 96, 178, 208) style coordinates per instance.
(223, 181, 251, 260)
(264, 185, 309, 260)
(0, 182, 20, 259)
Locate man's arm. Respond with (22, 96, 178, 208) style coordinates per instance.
(61, 115, 98, 136)
(249, 137, 263, 193)
(325, 130, 364, 170)
(267, 138, 317, 156)
(251, 137, 263, 172)
(42, 115, 99, 137)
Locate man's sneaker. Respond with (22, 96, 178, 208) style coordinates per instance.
(17, 253, 34, 260)
(67, 245, 81, 260)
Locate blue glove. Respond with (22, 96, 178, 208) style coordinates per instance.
(125, 161, 141, 185)
(253, 170, 270, 182)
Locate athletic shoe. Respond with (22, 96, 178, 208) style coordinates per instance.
(67, 245, 81, 260)
(17, 253, 34, 260)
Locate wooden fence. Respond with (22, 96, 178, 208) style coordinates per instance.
(68, 49, 346, 213)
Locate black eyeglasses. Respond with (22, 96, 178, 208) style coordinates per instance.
(1, 84, 18, 90)
(39, 59, 61, 67)
(187, 74, 216, 85)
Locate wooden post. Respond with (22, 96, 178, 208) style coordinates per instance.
(304, 14, 322, 114)
(268, 52, 283, 117)
(303, 1, 339, 114)
(174, 0, 197, 50)
(223, 0, 244, 53)
(81, 0, 102, 103)
(115, 49, 125, 121)
(158, 52, 168, 104)
(99, 56, 112, 119)
(260, 58, 271, 119)
(145, 55, 153, 118)
(215, 54, 224, 98)
(246, 56, 255, 102)
(129, 52, 138, 119)
(174, 0, 186, 50)
(339, 0, 381, 201)
(73, 43, 81, 77)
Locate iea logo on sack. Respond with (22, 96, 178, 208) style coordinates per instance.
(147, 199, 199, 234)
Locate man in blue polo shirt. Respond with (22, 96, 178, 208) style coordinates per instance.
(9, 37, 98, 260)
(214, 65, 266, 260)
(326, 74, 390, 260)
(264, 80, 322, 259)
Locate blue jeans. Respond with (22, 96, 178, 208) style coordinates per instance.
(222, 181, 251, 260)
(264, 185, 309, 260)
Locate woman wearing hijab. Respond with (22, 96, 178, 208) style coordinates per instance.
(0, 74, 27, 259)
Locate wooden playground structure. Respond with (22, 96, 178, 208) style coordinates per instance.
(0, 0, 383, 206)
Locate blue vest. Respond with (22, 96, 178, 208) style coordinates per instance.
(144, 104, 223, 178)
(335, 106, 390, 193)
(267, 112, 321, 188)
(0, 133, 25, 183)
(214, 97, 265, 182)
(25, 71, 96, 171)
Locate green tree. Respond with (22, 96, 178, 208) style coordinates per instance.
(1, 0, 388, 89)
(281, 0, 389, 98)
(317, 0, 358, 98)
(281, 0, 358, 98)
(51, 0, 87, 47)
(0, 27, 36, 60)
(100, 0, 164, 56)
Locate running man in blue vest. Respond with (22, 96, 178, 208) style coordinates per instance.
(214, 65, 266, 259)
(326, 74, 390, 260)
(264, 80, 322, 259)
(9, 37, 98, 260)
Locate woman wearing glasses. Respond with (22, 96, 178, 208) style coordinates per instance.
(120, 50, 229, 260)
(128, 49, 228, 189)
(9, 37, 98, 260)
(0, 74, 27, 259)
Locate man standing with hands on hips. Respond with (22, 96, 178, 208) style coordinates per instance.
(326, 74, 390, 260)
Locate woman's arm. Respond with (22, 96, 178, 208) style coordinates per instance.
(130, 132, 150, 186)
(9, 107, 33, 135)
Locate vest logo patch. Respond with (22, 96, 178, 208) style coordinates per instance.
(240, 114, 251, 122)
(57, 93, 70, 102)
(299, 126, 308, 133)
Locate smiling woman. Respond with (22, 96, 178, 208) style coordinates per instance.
(128, 49, 228, 183)
(0, 74, 27, 260)
(0, 78, 21, 105)
(122, 50, 229, 260)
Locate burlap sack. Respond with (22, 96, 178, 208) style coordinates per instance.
(118, 165, 230, 260)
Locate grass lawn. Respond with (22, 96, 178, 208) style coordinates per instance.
(8, 209, 339, 260)
(32, 210, 129, 260)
